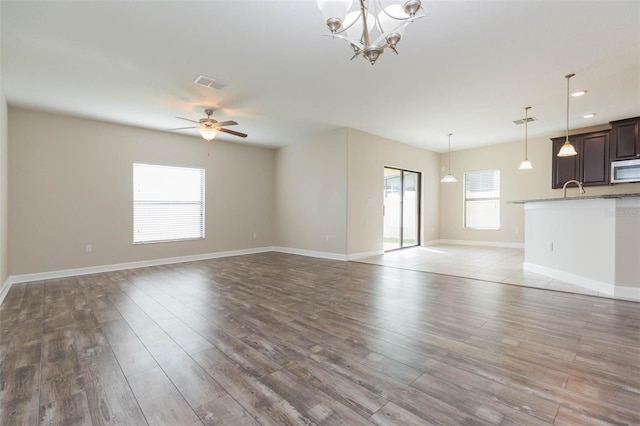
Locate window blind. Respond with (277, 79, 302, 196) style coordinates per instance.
(464, 169, 500, 229)
(133, 163, 205, 243)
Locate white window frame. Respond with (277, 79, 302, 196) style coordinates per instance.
(133, 163, 205, 244)
(463, 169, 500, 230)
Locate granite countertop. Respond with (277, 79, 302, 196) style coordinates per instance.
(509, 193, 640, 204)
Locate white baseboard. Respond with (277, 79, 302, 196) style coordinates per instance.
(614, 286, 640, 301)
(0, 277, 11, 306)
(272, 246, 348, 261)
(523, 262, 639, 302)
(8, 247, 274, 286)
(524, 262, 614, 294)
(347, 250, 384, 261)
(439, 239, 525, 249)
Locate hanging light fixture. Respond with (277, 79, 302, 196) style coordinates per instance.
(557, 73, 578, 157)
(519, 106, 533, 170)
(316, 0, 425, 65)
(441, 133, 457, 183)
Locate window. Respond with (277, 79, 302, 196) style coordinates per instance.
(464, 169, 500, 230)
(133, 163, 205, 243)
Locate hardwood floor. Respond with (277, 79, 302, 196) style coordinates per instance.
(1, 252, 639, 425)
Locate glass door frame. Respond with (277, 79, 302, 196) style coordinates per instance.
(383, 167, 421, 252)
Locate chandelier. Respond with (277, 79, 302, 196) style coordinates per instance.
(316, 0, 425, 65)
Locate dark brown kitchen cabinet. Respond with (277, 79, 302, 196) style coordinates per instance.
(610, 116, 640, 160)
(552, 136, 579, 187)
(551, 131, 610, 188)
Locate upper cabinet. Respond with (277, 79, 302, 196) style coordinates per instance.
(610, 116, 640, 161)
(551, 131, 610, 188)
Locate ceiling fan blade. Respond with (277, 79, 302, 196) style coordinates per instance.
(216, 120, 238, 127)
(166, 126, 197, 131)
(219, 128, 248, 138)
(175, 116, 199, 124)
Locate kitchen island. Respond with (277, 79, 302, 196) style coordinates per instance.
(510, 194, 640, 300)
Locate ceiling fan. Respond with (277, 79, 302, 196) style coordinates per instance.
(168, 108, 247, 141)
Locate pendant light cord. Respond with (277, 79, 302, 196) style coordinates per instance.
(525, 107, 529, 158)
(447, 133, 452, 173)
(565, 73, 574, 142)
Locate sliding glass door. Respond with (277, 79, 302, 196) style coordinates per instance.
(383, 167, 421, 252)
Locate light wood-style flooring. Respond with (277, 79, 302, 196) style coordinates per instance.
(1, 252, 639, 425)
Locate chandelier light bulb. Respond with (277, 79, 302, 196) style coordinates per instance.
(317, 0, 353, 32)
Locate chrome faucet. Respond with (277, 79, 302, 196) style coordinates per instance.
(562, 179, 586, 198)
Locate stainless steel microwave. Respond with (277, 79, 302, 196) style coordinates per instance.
(611, 159, 640, 183)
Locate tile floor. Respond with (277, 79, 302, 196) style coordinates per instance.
(357, 244, 634, 301)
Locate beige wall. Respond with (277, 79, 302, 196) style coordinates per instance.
(0, 91, 8, 286)
(8, 108, 275, 275)
(274, 127, 441, 258)
(10, 105, 638, 276)
(440, 124, 640, 244)
(347, 128, 440, 255)
(275, 128, 348, 255)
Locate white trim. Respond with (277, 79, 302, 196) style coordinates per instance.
(8, 247, 274, 285)
(272, 246, 348, 261)
(421, 240, 442, 246)
(524, 262, 614, 294)
(525, 261, 640, 301)
(439, 239, 525, 249)
(614, 286, 640, 301)
(347, 250, 384, 261)
(0, 277, 12, 306)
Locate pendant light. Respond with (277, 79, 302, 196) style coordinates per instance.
(519, 106, 533, 170)
(440, 133, 457, 183)
(557, 73, 578, 157)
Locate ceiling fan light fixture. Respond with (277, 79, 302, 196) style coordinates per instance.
(167, 108, 248, 140)
(198, 127, 218, 141)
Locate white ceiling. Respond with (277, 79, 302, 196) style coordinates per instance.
(1, 0, 639, 152)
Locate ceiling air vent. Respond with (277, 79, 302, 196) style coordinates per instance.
(513, 116, 537, 125)
(193, 75, 227, 90)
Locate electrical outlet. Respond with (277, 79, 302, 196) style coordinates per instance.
(85, 245, 92, 253)
(325, 234, 329, 242)
(515, 227, 520, 234)
(252, 232, 257, 239)
(548, 241, 554, 252)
